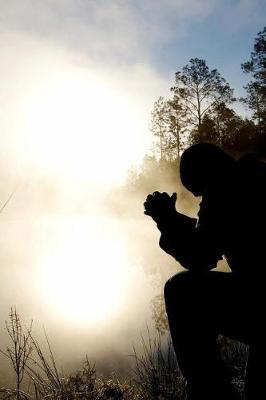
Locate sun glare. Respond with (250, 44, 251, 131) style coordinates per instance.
(20, 68, 145, 187)
(15, 66, 146, 325)
(40, 217, 131, 325)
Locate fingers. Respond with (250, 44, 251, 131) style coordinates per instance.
(146, 191, 169, 197)
(143, 200, 150, 210)
(152, 191, 169, 199)
(144, 192, 160, 207)
(143, 196, 154, 214)
(144, 193, 160, 217)
(144, 191, 171, 206)
(144, 191, 177, 219)
(146, 193, 160, 202)
(171, 192, 177, 202)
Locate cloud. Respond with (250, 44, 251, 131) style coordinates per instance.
(0, 0, 218, 64)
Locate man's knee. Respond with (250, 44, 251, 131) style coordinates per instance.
(164, 270, 206, 334)
(164, 270, 194, 304)
(164, 269, 216, 307)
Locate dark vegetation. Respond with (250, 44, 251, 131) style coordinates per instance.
(150, 27, 266, 160)
(0, 309, 248, 400)
(1, 27, 265, 399)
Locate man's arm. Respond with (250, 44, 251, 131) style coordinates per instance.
(157, 211, 197, 267)
(144, 192, 223, 271)
(158, 215, 223, 270)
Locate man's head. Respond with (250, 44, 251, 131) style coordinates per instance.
(180, 143, 235, 196)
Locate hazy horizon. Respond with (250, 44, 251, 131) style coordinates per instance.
(0, 0, 265, 384)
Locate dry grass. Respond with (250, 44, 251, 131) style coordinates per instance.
(0, 310, 248, 400)
(131, 329, 186, 400)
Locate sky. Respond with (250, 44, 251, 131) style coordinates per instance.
(0, 0, 264, 189)
(0, 0, 265, 381)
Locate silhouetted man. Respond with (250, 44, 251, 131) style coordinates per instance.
(144, 143, 266, 400)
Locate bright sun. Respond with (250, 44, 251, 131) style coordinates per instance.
(16, 66, 145, 324)
(41, 217, 130, 324)
(20, 67, 145, 187)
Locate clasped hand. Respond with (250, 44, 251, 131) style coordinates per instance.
(144, 191, 177, 223)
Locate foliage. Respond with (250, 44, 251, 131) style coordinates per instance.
(150, 28, 266, 158)
(241, 26, 266, 140)
(151, 57, 251, 156)
(0, 310, 249, 400)
(132, 330, 186, 400)
(151, 97, 171, 160)
(0, 308, 33, 400)
(170, 58, 235, 133)
(197, 105, 259, 155)
(125, 156, 181, 199)
(150, 294, 168, 336)
(151, 97, 186, 160)
(218, 336, 248, 398)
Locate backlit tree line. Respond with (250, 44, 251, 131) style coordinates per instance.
(151, 27, 266, 160)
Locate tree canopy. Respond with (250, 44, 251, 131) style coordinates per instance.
(150, 27, 266, 159)
(241, 27, 266, 145)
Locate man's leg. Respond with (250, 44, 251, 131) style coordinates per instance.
(164, 270, 242, 400)
(218, 276, 264, 400)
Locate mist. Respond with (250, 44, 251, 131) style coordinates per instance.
(0, 0, 257, 386)
(0, 6, 174, 384)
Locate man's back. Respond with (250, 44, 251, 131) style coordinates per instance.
(207, 154, 266, 275)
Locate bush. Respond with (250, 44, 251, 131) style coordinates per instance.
(0, 310, 248, 400)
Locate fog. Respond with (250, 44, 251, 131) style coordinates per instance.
(0, 156, 185, 384)
(0, 0, 236, 384)
(0, 15, 173, 386)
(0, 42, 227, 384)
(0, 167, 174, 380)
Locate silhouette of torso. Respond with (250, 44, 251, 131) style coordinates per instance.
(158, 154, 266, 278)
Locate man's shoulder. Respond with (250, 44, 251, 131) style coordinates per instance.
(237, 153, 266, 192)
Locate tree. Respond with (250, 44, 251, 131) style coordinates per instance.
(241, 27, 266, 140)
(150, 97, 170, 159)
(0, 308, 33, 400)
(229, 118, 258, 154)
(198, 105, 258, 155)
(151, 96, 186, 160)
(197, 113, 219, 144)
(241, 82, 264, 130)
(167, 97, 186, 160)
(211, 103, 243, 146)
(170, 58, 235, 140)
(242, 27, 266, 87)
